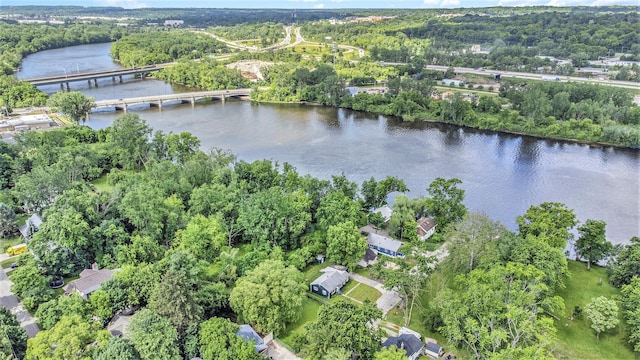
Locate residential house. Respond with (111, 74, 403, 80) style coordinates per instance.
(236, 324, 268, 353)
(382, 334, 424, 360)
(367, 233, 404, 258)
(64, 263, 115, 300)
(18, 213, 42, 240)
(424, 342, 444, 358)
(310, 268, 350, 298)
(417, 217, 436, 241)
(373, 205, 393, 223)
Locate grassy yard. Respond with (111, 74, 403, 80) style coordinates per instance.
(552, 260, 636, 359)
(280, 296, 322, 346)
(90, 174, 113, 191)
(345, 282, 381, 303)
(302, 262, 331, 283)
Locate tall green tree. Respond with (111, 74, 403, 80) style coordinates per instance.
(374, 346, 406, 360)
(47, 91, 95, 124)
(0, 308, 27, 360)
(426, 177, 467, 231)
(26, 315, 110, 359)
(576, 219, 612, 271)
(388, 194, 417, 241)
(609, 237, 640, 287)
(516, 202, 577, 249)
(127, 309, 181, 360)
(0, 203, 17, 239)
(436, 262, 560, 359)
(237, 187, 311, 249)
(302, 300, 383, 360)
(198, 317, 261, 360)
(176, 214, 227, 262)
(585, 296, 619, 339)
(316, 191, 364, 231)
(325, 221, 367, 271)
(93, 337, 140, 360)
(149, 269, 203, 333)
(442, 212, 506, 275)
(620, 278, 640, 352)
(106, 114, 152, 170)
(360, 176, 408, 210)
(229, 259, 305, 335)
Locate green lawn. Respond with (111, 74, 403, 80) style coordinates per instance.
(552, 260, 636, 359)
(340, 280, 358, 294)
(280, 296, 322, 346)
(345, 283, 381, 303)
(302, 262, 331, 283)
(90, 174, 113, 191)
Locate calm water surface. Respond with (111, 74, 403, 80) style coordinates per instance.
(19, 44, 640, 245)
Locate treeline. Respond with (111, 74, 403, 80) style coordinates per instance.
(0, 21, 127, 74)
(252, 60, 640, 148)
(210, 22, 286, 47)
(110, 30, 229, 67)
(155, 60, 250, 90)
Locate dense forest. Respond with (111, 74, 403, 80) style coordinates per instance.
(0, 116, 637, 359)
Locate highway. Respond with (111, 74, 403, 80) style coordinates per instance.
(379, 62, 640, 91)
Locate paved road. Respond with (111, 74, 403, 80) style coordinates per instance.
(0, 268, 39, 338)
(379, 62, 640, 90)
(349, 273, 401, 315)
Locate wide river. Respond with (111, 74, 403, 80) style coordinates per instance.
(18, 43, 640, 245)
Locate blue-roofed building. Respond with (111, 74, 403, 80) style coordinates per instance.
(236, 324, 268, 353)
(367, 233, 404, 258)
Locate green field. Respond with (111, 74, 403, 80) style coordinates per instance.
(345, 282, 381, 303)
(552, 260, 636, 359)
(280, 296, 322, 346)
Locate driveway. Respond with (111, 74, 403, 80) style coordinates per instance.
(0, 268, 39, 337)
(349, 273, 401, 315)
(265, 339, 301, 360)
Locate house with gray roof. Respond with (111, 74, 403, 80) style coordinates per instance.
(64, 264, 115, 300)
(367, 233, 404, 258)
(374, 205, 393, 223)
(310, 268, 350, 298)
(18, 213, 42, 240)
(382, 334, 424, 360)
(236, 324, 268, 353)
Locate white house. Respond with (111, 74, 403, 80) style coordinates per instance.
(417, 217, 436, 241)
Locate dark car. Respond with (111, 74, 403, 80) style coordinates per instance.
(49, 276, 64, 289)
(10, 263, 18, 269)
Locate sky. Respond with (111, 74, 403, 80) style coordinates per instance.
(3, 0, 638, 9)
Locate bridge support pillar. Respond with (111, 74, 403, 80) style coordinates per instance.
(112, 76, 115, 82)
(221, 94, 226, 104)
(60, 83, 64, 90)
(93, 79, 98, 87)
(88, 79, 91, 86)
(119, 76, 123, 83)
(65, 82, 70, 91)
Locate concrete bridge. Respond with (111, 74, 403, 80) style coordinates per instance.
(24, 64, 170, 89)
(93, 89, 251, 113)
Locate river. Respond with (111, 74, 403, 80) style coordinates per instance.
(18, 43, 640, 245)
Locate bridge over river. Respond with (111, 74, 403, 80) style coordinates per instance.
(93, 89, 251, 112)
(23, 64, 171, 89)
